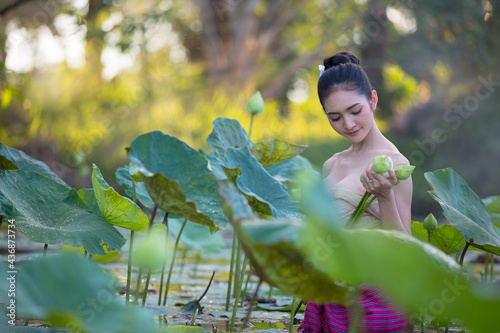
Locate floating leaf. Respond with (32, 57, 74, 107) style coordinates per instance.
(425, 168, 500, 255)
(250, 139, 307, 168)
(92, 164, 149, 231)
(160, 326, 205, 333)
(219, 182, 354, 304)
(127, 131, 228, 232)
(0, 170, 125, 255)
(0, 253, 156, 333)
(0, 143, 67, 186)
(411, 221, 466, 254)
(206, 117, 254, 153)
(116, 164, 156, 209)
(217, 148, 303, 219)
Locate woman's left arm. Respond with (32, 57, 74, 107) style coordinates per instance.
(362, 161, 413, 234)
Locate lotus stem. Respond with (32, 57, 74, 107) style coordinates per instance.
(459, 242, 470, 267)
(347, 192, 373, 227)
(134, 205, 157, 304)
(241, 265, 253, 303)
(239, 279, 262, 333)
(231, 256, 248, 332)
(197, 270, 216, 303)
(126, 179, 138, 304)
(193, 251, 201, 280)
(289, 297, 297, 333)
(126, 230, 134, 304)
(428, 230, 431, 243)
(190, 308, 198, 326)
(226, 232, 238, 311)
(269, 286, 273, 298)
(234, 243, 242, 296)
(158, 212, 170, 305)
(43, 244, 48, 255)
(162, 217, 188, 306)
(248, 114, 255, 139)
(140, 205, 158, 306)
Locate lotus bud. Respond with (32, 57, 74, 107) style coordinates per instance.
(372, 155, 393, 178)
(480, 268, 486, 277)
(423, 213, 438, 232)
(393, 164, 415, 185)
(246, 91, 265, 115)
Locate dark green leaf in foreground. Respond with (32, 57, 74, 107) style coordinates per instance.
(219, 181, 354, 304)
(0, 253, 156, 333)
(411, 221, 466, 254)
(206, 117, 254, 153)
(425, 168, 500, 255)
(116, 164, 156, 209)
(0, 142, 68, 186)
(217, 148, 303, 219)
(127, 131, 228, 232)
(92, 164, 149, 231)
(249, 139, 307, 168)
(302, 179, 500, 333)
(0, 170, 125, 255)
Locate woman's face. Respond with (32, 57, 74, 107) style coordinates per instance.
(323, 89, 377, 143)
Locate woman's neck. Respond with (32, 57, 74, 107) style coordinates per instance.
(349, 119, 386, 153)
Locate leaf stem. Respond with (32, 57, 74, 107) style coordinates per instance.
(248, 114, 255, 139)
(126, 179, 137, 304)
(289, 297, 296, 333)
(157, 212, 170, 305)
(459, 242, 470, 266)
(226, 232, 238, 311)
(231, 255, 248, 332)
(490, 253, 495, 289)
(162, 217, 188, 306)
(239, 279, 262, 333)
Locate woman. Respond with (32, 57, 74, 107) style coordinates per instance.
(297, 52, 414, 332)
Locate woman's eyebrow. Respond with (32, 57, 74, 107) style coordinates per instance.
(326, 102, 360, 115)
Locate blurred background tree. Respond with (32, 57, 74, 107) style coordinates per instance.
(0, 0, 499, 217)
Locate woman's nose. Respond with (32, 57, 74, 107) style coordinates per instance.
(344, 116, 355, 130)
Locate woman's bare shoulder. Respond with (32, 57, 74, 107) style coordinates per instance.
(322, 150, 348, 176)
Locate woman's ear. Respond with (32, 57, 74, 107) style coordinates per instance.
(370, 90, 378, 111)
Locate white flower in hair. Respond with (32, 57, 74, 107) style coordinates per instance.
(318, 64, 325, 77)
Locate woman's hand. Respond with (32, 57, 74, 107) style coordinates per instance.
(362, 163, 398, 198)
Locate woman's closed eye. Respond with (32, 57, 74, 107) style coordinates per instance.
(329, 109, 362, 122)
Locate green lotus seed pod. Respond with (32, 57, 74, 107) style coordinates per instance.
(394, 164, 415, 181)
(480, 268, 486, 277)
(372, 155, 393, 176)
(423, 213, 438, 232)
(360, 173, 364, 184)
(246, 91, 265, 115)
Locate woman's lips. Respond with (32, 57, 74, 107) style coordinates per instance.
(347, 129, 360, 135)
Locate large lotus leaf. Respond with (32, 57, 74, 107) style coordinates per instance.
(168, 218, 225, 252)
(126, 131, 227, 232)
(249, 139, 307, 168)
(217, 147, 303, 220)
(483, 194, 500, 227)
(0, 170, 125, 255)
(300, 180, 500, 332)
(0, 253, 156, 333)
(425, 168, 500, 255)
(411, 221, 466, 254)
(116, 164, 156, 209)
(219, 181, 354, 304)
(92, 164, 149, 231)
(206, 117, 254, 153)
(199, 149, 227, 180)
(0, 143, 68, 186)
(266, 155, 320, 183)
(77, 188, 101, 215)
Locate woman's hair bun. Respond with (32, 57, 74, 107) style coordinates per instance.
(323, 51, 360, 71)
